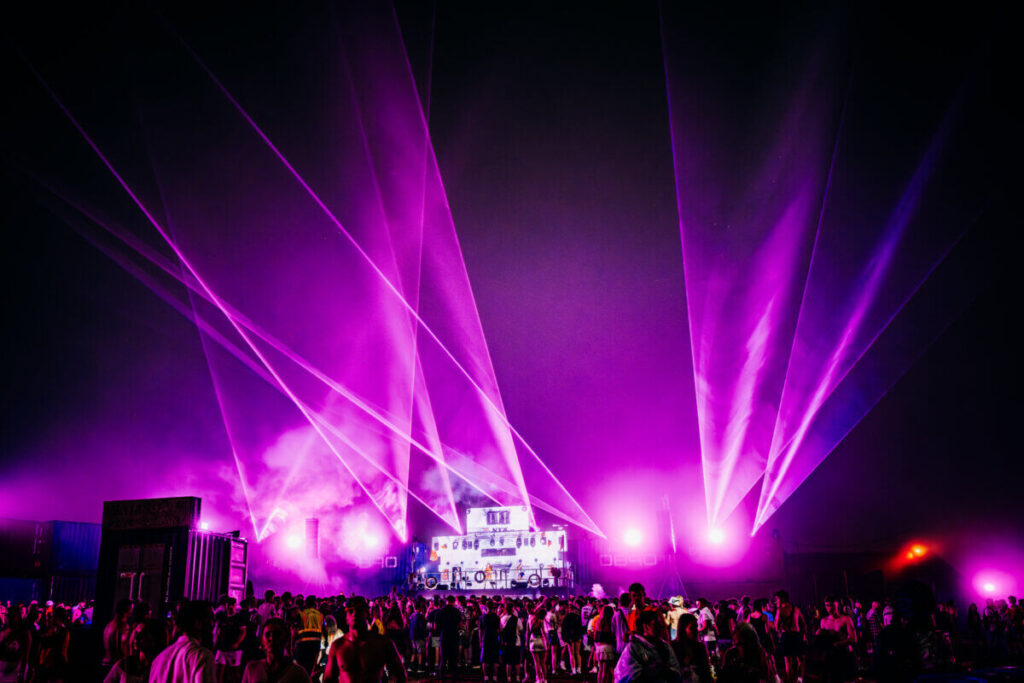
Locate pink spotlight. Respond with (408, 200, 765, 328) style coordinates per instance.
(623, 528, 644, 548)
(708, 528, 726, 545)
(285, 534, 302, 550)
(199, 521, 210, 531)
(365, 533, 381, 549)
(972, 569, 1017, 598)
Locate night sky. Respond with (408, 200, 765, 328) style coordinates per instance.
(1, 0, 1020, 582)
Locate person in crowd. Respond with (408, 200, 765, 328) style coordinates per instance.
(213, 597, 247, 683)
(407, 601, 428, 674)
(718, 622, 776, 683)
(150, 599, 216, 683)
(528, 606, 549, 683)
(323, 597, 406, 683)
(321, 616, 343, 671)
(34, 605, 71, 682)
(592, 605, 618, 683)
(614, 609, 681, 683)
(384, 603, 407, 667)
(665, 599, 686, 642)
(544, 600, 563, 674)
(256, 591, 277, 632)
(715, 600, 738, 653)
(736, 597, 752, 624)
(817, 595, 857, 683)
(500, 600, 523, 683)
(746, 599, 773, 656)
(560, 599, 584, 675)
(626, 583, 653, 634)
(479, 600, 501, 682)
(292, 596, 322, 675)
(0, 607, 32, 683)
(865, 600, 884, 653)
(103, 599, 134, 670)
(670, 613, 712, 683)
(771, 590, 806, 683)
(692, 599, 717, 659)
(103, 618, 167, 683)
(432, 595, 462, 680)
(240, 618, 310, 683)
(612, 594, 633, 655)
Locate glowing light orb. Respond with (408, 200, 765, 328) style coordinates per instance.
(365, 533, 381, 549)
(972, 570, 1016, 597)
(285, 534, 302, 550)
(623, 528, 644, 547)
(708, 528, 726, 545)
(912, 544, 927, 557)
(199, 521, 210, 530)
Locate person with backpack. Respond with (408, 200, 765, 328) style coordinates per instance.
(501, 601, 524, 683)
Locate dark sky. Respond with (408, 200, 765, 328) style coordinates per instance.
(1, 0, 1020, 577)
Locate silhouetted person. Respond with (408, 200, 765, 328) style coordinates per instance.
(323, 597, 406, 683)
(241, 618, 309, 683)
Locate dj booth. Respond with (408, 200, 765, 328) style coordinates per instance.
(410, 506, 574, 592)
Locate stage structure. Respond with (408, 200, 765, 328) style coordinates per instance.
(412, 506, 572, 591)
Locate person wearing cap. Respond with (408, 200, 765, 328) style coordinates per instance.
(323, 598, 406, 683)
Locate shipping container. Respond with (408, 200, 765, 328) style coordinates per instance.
(0, 576, 42, 603)
(183, 531, 247, 604)
(94, 497, 246, 626)
(47, 575, 97, 605)
(0, 518, 49, 575)
(49, 521, 101, 575)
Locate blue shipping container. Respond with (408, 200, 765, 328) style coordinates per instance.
(49, 521, 102, 575)
(0, 577, 42, 603)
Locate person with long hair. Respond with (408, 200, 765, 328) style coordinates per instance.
(671, 613, 712, 683)
(384, 604, 407, 664)
(320, 616, 342, 671)
(104, 619, 168, 683)
(592, 606, 617, 683)
(528, 607, 549, 683)
(718, 622, 777, 683)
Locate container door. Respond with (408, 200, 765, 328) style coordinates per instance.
(114, 545, 140, 608)
(137, 543, 167, 615)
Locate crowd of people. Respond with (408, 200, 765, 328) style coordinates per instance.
(1, 581, 1022, 683)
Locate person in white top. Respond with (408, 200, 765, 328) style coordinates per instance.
(256, 591, 278, 635)
(149, 600, 216, 683)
